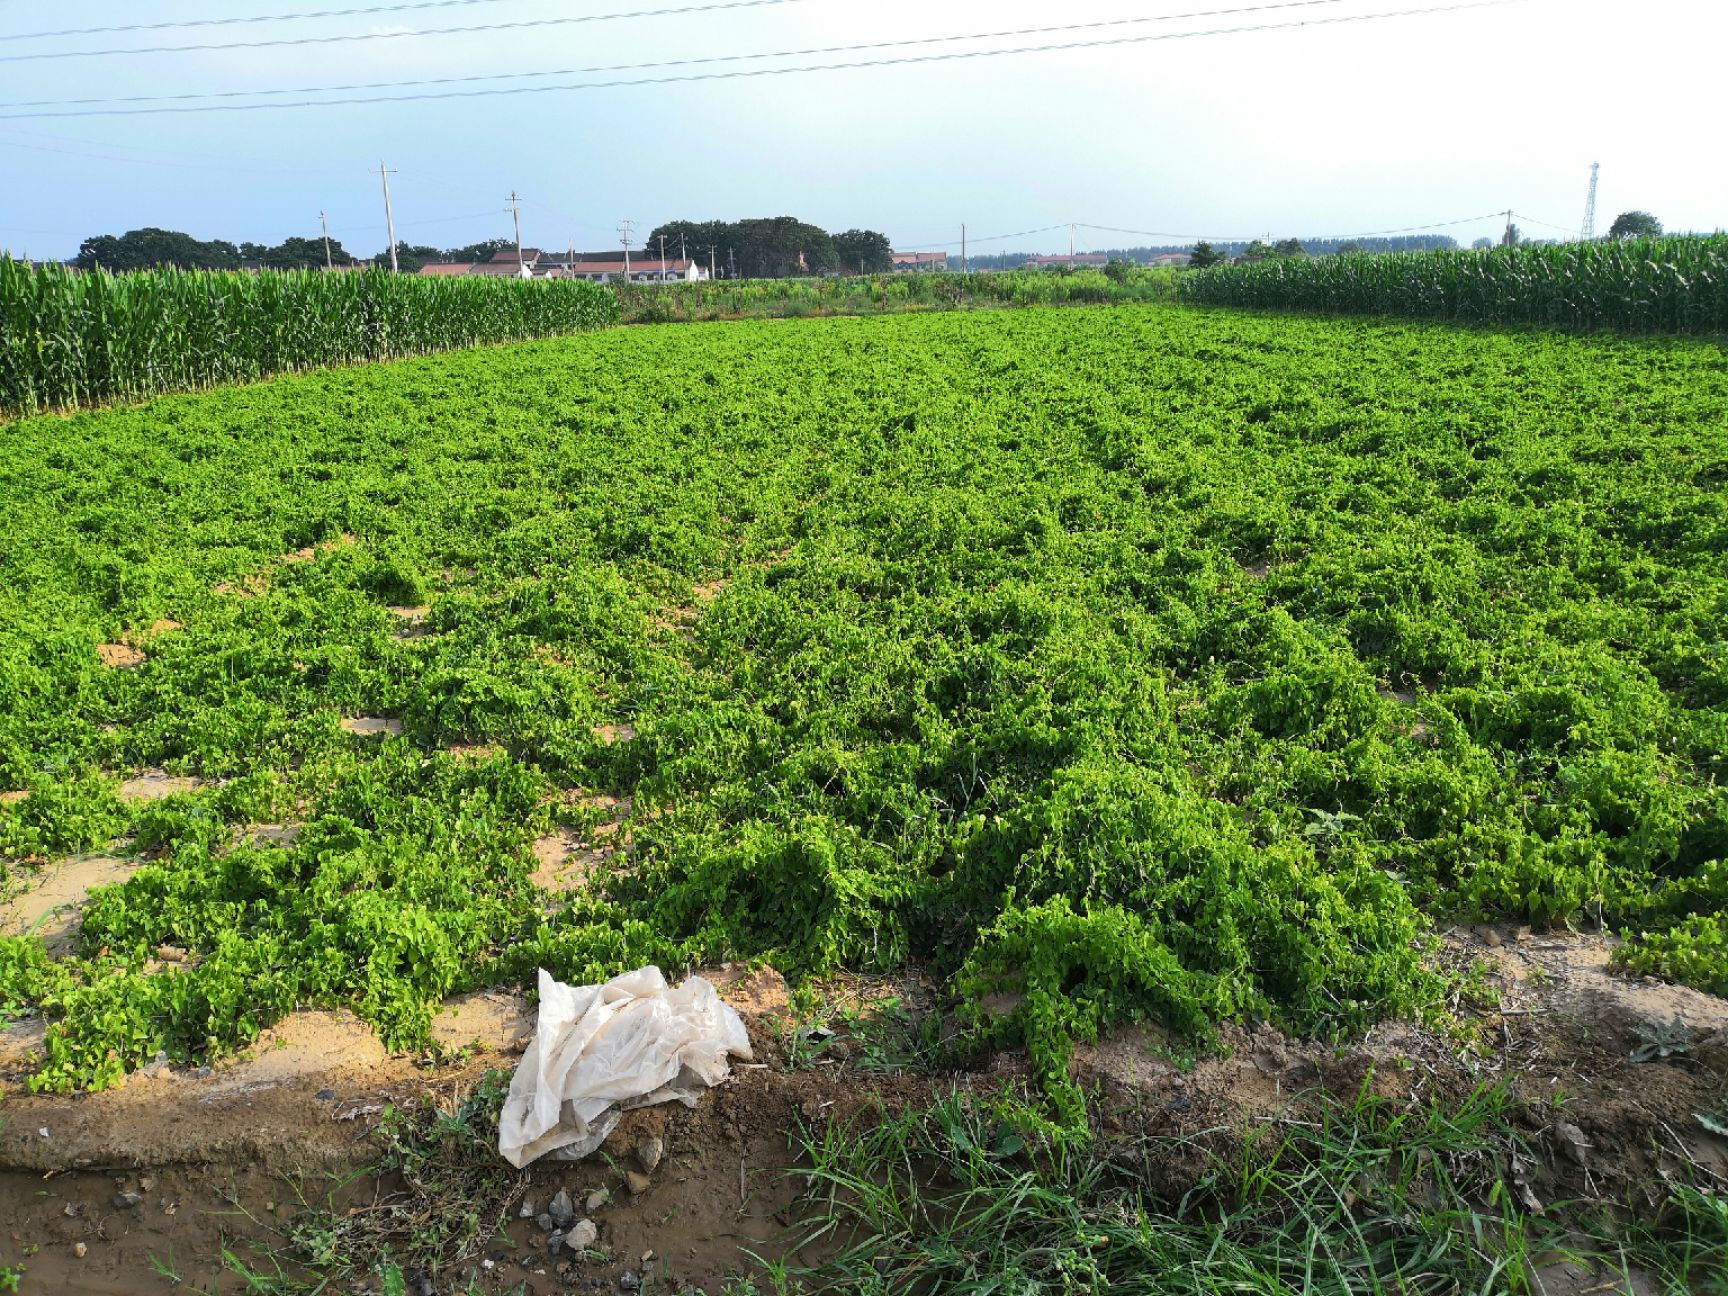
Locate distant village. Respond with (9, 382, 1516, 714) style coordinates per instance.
(416, 247, 1195, 280)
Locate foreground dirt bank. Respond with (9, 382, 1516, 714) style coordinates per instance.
(2, 932, 1725, 1293)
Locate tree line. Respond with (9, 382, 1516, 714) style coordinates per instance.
(68, 221, 897, 277)
(69, 227, 525, 273)
(644, 218, 893, 277)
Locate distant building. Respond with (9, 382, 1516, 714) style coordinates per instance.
(890, 251, 948, 273)
(418, 262, 476, 277)
(539, 251, 709, 283)
(1024, 254, 1109, 270)
(1147, 253, 1191, 267)
(469, 248, 541, 278)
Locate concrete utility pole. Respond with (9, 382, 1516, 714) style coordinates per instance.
(727, 246, 735, 279)
(507, 191, 525, 274)
(320, 210, 332, 270)
(1069, 223, 1076, 258)
(378, 162, 398, 272)
(961, 223, 967, 274)
(618, 219, 634, 278)
(709, 245, 716, 280)
(1581, 161, 1600, 241)
(658, 233, 667, 282)
(1503, 209, 1515, 247)
(567, 238, 574, 280)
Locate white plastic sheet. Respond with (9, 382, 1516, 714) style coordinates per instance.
(497, 966, 752, 1168)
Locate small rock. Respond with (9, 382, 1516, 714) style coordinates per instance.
(640, 1248, 654, 1263)
(1552, 1120, 1590, 1166)
(139, 1176, 155, 1193)
(113, 1191, 143, 1209)
(315, 1088, 336, 1101)
(536, 1213, 556, 1234)
(585, 1189, 609, 1213)
(1481, 929, 1503, 948)
(633, 1132, 665, 1175)
(619, 1272, 641, 1291)
(74, 1242, 88, 1259)
(155, 944, 188, 963)
(38, 1127, 50, 1139)
(549, 1187, 577, 1228)
(518, 1198, 537, 1220)
(548, 1231, 568, 1255)
(623, 1169, 651, 1197)
(567, 1219, 598, 1250)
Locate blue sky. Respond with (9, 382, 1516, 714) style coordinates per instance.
(1, 0, 1722, 262)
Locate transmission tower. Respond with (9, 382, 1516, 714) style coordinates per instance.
(1580, 161, 1599, 241)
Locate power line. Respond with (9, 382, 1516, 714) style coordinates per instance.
(1077, 211, 1509, 243)
(0, 0, 812, 64)
(0, 0, 1529, 118)
(0, 0, 1357, 109)
(4, 0, 509, 42)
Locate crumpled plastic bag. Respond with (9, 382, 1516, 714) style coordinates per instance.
(497, 966, 751, 1168)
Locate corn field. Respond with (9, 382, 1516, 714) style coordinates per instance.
(0, 260, 619, 417)
(1176, 236, 1728, 333)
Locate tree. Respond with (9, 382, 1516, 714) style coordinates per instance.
(74, 228, 241, 272)
(253, 236, 356, 269)
(1472, 237, 1495, 250)
(375, 242, 444, 272)
(731, 217, 835, 277)
(443, 238, 511, 264)
(1607, 210, 1662, 241)
(1241, 239, 1274, 262)
(1500, 224, 1522, 248)
(1189, 241, 1225, 269)
(832, 229, 893, 274)
(649, 221, 736, 275)
(1336, 240, 1364, 256)
(1273, 238, 1307, 257)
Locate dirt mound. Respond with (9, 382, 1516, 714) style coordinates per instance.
(1, 940, 1723, 1293)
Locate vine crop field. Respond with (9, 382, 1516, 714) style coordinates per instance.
(2, 305, 1725, 1107)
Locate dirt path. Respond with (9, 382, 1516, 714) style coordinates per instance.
(2, 931, 1725, 1293)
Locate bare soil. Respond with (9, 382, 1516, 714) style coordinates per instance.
(1, 929, 1724, 1294)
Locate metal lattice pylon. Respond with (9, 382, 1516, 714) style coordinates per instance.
(1581, 162, 1600, 241)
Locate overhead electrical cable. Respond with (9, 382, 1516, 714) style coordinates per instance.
(0, 0, 810, 63)
(0, 0, 1530, 118)
(1075, 212, 1511, 243)
(5, 0, 510, 41)
(0, 0, 1356, 109)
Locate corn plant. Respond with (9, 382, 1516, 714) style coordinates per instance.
(0, 259, 619, 417)
(1176, 235, 1728, 333)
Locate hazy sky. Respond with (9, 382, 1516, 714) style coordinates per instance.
(1, 0, 1723, 262)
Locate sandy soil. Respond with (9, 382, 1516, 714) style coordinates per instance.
(1, 925, 1724, 1294)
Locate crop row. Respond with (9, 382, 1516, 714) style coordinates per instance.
(612, 266, 1176, 323)
(0, 259, 619, 417)
(1176, 235, 1728, 333)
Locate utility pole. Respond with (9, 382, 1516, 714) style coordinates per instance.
(961, 223, 967, 274)
(618, 219, 634, 279)
(319, 210, 332, 270)
(567, 238, 574, 280)
(727, 246, 735, 280)
(378, 161, 399, 272)
(507, 191, 525, 275)
(1069, 223, 1076, 258)
(1581, 161, 1600, 241)
(1503, 209, 1515, 247)
(709, 245, 716, 280)
(659, 233, 667, 282)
